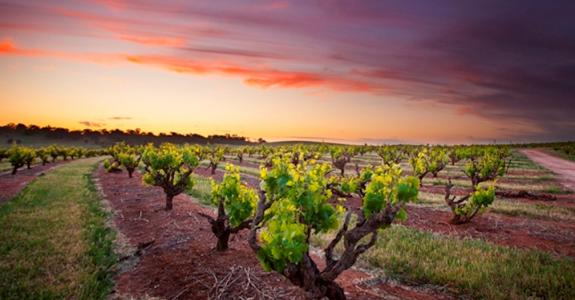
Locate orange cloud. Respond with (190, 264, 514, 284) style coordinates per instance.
(244, 73, 323, 88)
(0, 39, 15, 53)
(0, 38, 44, 56)
(118, 34, 186, 47)
(1, 39, 377, 93)
(124, 54, 378, 92)
(0, 38, 125, 69)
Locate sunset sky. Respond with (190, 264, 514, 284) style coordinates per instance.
(1, 0, 574, 144)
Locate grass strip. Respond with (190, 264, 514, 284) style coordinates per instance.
(0, 157, 116, 299)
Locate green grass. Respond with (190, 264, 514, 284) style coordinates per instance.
(199, 160, 261, 177)
(490, 200, 575, 221)
(188, 174, 213, 206)
(0, 157, 116, 299)
(545, 186, 573, 194)
(0, 160, 11, 172)
(312, 225, 575, 299)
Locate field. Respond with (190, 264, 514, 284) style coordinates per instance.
(3, 1, 574, 299)
(0, 143, 574, 299)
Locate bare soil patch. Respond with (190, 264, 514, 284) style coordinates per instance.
(403, 206, 575, 257)
(0, 161, 68, 204)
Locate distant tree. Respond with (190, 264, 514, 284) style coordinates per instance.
(8, 146, 34, 175)
(36, 148, 51, 165)
(236, 147, 245, 163)
(0, 123, 260, 147)
(24, 149, 36, 169)
(49, 146, 60, 162)
(377, 146, 403, 166)
(330, 147, 353, 176)
(428, 148, 450, 177)
(409, 148, 429, 181)
(445, 148, 509, 224)
(118, 150, 142, 178)
(141, 144, 199, 210)
(206, 147, 225, 175)
(0, 148, 7, 163)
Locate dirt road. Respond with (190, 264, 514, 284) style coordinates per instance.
(521, 149, 575, 191)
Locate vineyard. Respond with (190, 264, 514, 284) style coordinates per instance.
(0, 141, 574, 299)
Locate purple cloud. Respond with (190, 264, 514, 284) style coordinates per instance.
(1, 0, 574, 141)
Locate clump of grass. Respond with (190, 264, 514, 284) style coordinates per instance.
(536, 174, 554, 181)
(80, 168, 117, 299)
(188, 174, 213, 205)
(490, 201, 575, 222)
(545, 186, 572, 194)
(312, 225, 575, 299)
(199, 160, 260, 178)
(0, 158, 116, 299)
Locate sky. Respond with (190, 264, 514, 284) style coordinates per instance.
(0, 0, 574, 144)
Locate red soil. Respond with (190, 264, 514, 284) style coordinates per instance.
(404, 206, 575, 257)
(95, 167, 453, 299)
(0, 161, 68, 204)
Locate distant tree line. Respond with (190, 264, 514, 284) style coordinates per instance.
(0, 123, 264, 146)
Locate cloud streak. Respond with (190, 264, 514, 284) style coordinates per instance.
(79, 121, 105, 128)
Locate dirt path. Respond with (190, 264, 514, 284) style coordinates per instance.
(521, 149, 575, 191)
(96, 167, 453, 300)
(0, 161, 69, 204)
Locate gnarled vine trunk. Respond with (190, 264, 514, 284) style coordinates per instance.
(283, 254, 346, 300)
(165, 194, 174, 211)
(199, 200, 252, 251)
(444, 179, 476, 224)
(209, 162, 218, 175)
(249, 191, 400, 300)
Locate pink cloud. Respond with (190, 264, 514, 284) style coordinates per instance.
(1, 39, 377, 93)
(118, 34, 186, 47)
